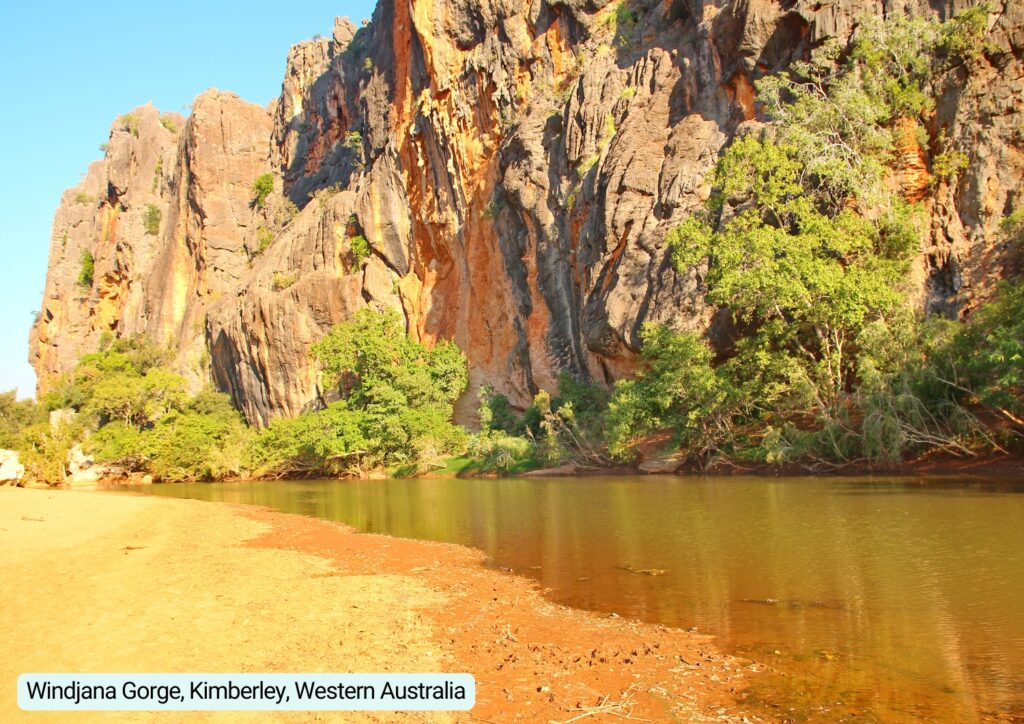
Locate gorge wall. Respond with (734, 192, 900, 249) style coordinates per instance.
(30, 0, 1024, 426)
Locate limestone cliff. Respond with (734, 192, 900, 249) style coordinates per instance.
(30, 93, 273, 393)
(31, 1, 1024, 426)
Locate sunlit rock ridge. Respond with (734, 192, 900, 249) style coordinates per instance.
(30, 1, 1024, 425)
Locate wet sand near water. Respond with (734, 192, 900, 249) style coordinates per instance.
(0, 487, 754, 722)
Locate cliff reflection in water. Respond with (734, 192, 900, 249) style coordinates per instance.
(120, 475, 1024, 720)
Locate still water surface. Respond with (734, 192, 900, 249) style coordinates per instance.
(118, 475, 1024, 721)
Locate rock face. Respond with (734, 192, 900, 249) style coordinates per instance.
(31, 93, 273, 391)
(65, 445, 100, 486)
(30, 1, 1024, 426)
(63, 444, 127, 486)
(0, 450, 25, 485)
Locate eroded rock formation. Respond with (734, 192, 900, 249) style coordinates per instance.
(31, 93, 274, 393)
(31, 0, 1024, 426)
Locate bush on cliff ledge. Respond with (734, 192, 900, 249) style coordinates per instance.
(77, 249, 94, 288)
(251, 173, 274, 210)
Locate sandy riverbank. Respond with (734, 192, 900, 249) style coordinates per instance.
(0, 487, 755, 722)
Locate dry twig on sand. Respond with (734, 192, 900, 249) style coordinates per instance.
(556, 685, 651, 723)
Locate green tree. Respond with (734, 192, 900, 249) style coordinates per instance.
(0, 391, 45, 449)
(91, 389, 250, 481)
(755, 8, 990, 210)
(86, 367, 189, 428)
(312, 309, 466, 408)
(44, 337, 170, 413)
(673, 137, 916, 410)
(248, 399, 370, 476)
(606, 325, 734, 460)
(29, 336, 254, 483)
(17, 419, 82, 484)
(250, 308, 468, 476)
(631, 10, 996, 467)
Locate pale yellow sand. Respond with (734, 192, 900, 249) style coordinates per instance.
(0, 486, 747, 723)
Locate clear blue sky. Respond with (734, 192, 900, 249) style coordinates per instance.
(0, 1, 376, 399)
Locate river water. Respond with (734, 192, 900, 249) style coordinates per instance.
(115, 474, 1024, 721)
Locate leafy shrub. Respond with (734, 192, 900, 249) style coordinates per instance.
(349, 235, 370, 266)
(152, 157, 163, 192)
(121, 113, 139, 137)
(606, 325, 734, 460)
(251, 173, 275, 210)
(255, 226, 274, 255)
(77, 249, 94, 288)
(272, 271, 298, 290)
(247, 400, 368, 476)
(17, 418, 82, 485)
(89, 422, 146, 468)
(577, 153, 599, 179)
(273, 199, 299, 227)
(530, 379, 610, 466)
(939, 281, 1024, 428)
(1001, 209, 1024, 240)
(557, 372, 610, 436)
(465, 431, 534, 473)
(312, 183, 342, 209)
(0, 391, 45, 450)
(759, 290, 1021, 466)
(479, 388, 521, 436)
(602, 114, 616, 146)
(931, 132, 969, 183)
(74, 192, 94, 204)
(143, 204, 161, 235)
(159, 115, 178, 133)
(90, 389, 250, 481)
(475, 374, 609, 467)
(938, 4, 993, 65)
(1000, 208, 1024, 266)
(932, 150, 969, 183)
(603, 0, 637, 48)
